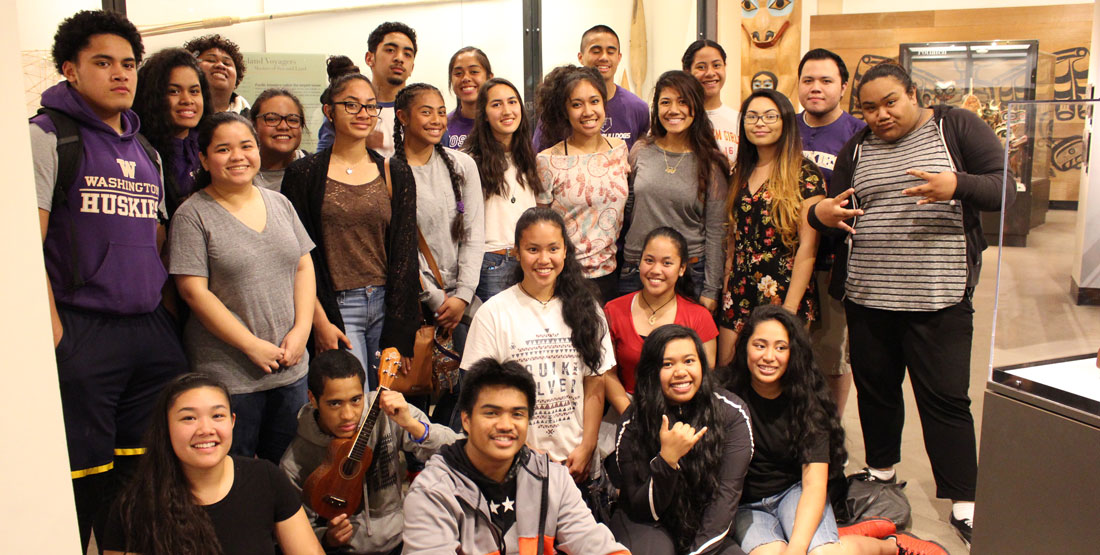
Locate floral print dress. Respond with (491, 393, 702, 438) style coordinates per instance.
(720, 161, 826, 332)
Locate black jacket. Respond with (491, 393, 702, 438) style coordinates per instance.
(809, 104, 1015, 300)
(281, 148, 419, 356)
(613, 388, 754, 554)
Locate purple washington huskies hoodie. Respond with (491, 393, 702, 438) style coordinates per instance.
(33, 82, 166, 315)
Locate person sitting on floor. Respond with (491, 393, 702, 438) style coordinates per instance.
(280, 349, 460, 554)
(402, 357, 628, 554)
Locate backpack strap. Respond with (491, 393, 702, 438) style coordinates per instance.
(36, 107, 86, 289)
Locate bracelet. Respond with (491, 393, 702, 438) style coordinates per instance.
(410, 420, 430, 444)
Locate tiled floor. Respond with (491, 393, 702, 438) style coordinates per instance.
(839, 208, 1100, 554)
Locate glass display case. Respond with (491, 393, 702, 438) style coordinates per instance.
(900, 41, 1055, 246)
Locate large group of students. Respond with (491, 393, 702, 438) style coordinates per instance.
(35, 8, 1012, 555)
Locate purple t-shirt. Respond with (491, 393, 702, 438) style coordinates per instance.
(534, 84, 651, 151)
(32, 82, 167, 315)
(798, 110, 866, 269)
(170, 130, 200, 200)
(443, 110, 474, 150)
(798, 111, 866, 188)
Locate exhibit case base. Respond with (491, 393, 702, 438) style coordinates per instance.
(974, 355, 1100, 553)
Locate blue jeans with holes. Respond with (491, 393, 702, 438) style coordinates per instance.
(618, 258, 708, 299)
(475, 252, 519, 303)
(734, 482, 840, 553)
(229, 375, 308, 464)
(337, 286, 385, 391)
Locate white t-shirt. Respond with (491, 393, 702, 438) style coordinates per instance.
(461, 284, 615, 462)
(707, 104, 740, 166)
(483, 157, 538, 251)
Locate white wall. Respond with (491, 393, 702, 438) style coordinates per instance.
(1072, 0, 1100, 289)
(838, 0, 1091, 14)
(3, 2, 82, 553)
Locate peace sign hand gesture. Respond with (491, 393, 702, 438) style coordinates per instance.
(903, 169, 958, 205)
(658, 414, 707, 469)
(814, 188, 863, 234)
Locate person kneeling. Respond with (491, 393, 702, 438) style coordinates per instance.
(402, 358, 628, 554)
(280, 349, 460, 554)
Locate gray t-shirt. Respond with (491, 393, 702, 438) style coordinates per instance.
(169, 186, 315, 394)
(252, 149, 306, 192)
(411, 148, 485, 310)
(624, 141, 729, 299)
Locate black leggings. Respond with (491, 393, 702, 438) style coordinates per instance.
(845, 298, 978, 501)
(607, 511, 747, 555)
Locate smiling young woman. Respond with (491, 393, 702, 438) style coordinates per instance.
(683, 40, 739, 165)
(101, 374, 324, 555)
(618, 70, 729, 310)
(609, 324, 753, 555)
(464, 77, 543, 302)
(133, 47, 213, 217)
(535, 65, 629, 303)
(716, 89, 825, 368)
(250, 88, 307, 192)
(443, 46, 492, 149)
(169, 113, 317, 464)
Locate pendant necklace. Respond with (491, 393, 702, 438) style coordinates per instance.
(639, 292, 675, 325)
(519, 283, 552, 309)
(661, 145, 688, 174)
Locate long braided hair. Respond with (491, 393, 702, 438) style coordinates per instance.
(393, 83, 466, 241)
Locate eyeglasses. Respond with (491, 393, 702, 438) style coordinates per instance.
(258, 113, 303, 129)
(743, 112, 780, 125)
(332, 101, 381, 116)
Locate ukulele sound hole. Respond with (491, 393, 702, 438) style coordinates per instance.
(341, 459, 360, 478)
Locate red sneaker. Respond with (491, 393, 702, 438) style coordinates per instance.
(838, 517, 896, 539)
(891, 532, 949, 555)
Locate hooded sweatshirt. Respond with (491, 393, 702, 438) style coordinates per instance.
(31, 81, 166, 315)
(279, 396, 459, 553)
(403, 442, 628, 555)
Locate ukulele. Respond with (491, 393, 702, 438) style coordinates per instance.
(303, 347, 401, 520)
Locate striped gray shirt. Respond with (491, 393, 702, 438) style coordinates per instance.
(847, 117, 966, 311)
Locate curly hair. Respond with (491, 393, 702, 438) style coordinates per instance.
(725, 305, 846, 472)
(133, 48, 212, 207)
(731, 89, 807, 252)
(393, 83, 466, 242)
(644, 70, 730, 201)
(183, 34, 246, 86)
(534, 65, 606, 152)
(630, 324, 725, 553)
(111, 373, 231, 555)
(511, 208, 605, 371)
(52, 10, 144, 74)
(193, 112, 258, 189)
(367, 21, 418, 55)
(464, 78, 542, 200)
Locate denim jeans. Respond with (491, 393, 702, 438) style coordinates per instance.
(337, 285, 385, 390)
(734, 482, 840, 553)
(475, 252, 519, 303)
(618, 258, 708, 298)
(229, 375, 308, 464)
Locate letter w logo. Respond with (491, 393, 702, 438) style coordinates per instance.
(115, 158, 137, 179)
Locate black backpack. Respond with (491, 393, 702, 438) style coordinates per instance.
(36, 107, 161, 290)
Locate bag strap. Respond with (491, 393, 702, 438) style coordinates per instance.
(37, 107, 85, 289)
(383, 157, 393, 198)
(417, 229, 446, 290)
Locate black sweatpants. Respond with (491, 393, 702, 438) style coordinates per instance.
(608, 511, 747, 555)
(845, 298, 977, 501)
(56, 304, 188, 551)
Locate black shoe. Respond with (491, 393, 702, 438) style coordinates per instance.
(950, 514, 973, 548)
(848, 467, 897, 484)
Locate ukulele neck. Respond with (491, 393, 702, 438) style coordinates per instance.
(348, 386, 389, 462)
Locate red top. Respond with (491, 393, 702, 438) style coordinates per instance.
(604, 292, 719, 393)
